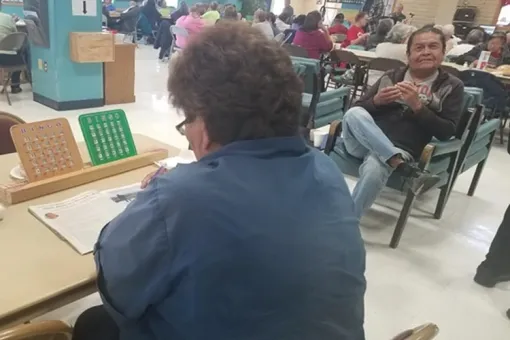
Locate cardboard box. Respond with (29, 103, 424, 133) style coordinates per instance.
(70, 32, 114, 63)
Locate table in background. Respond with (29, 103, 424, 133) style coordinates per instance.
(0, 134, 179, 330)
(344, 49, 510, 84)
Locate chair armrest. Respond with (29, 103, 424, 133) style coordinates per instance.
(324, 120, 342, 155)
(319, 87, 350, 102)
(0, 320, 72, 340)
(429, 138, 463, 157)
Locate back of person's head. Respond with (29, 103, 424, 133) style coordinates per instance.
(376, 18, 393, 36)
(466, 28, 485, 45)
(354, 12, 367, 23)
(223, 5, 237, 19)
(301, 10, 322, 32)
(406, 26, 446, 55)
(268, 12, 277, 24)
(278, 11, 290, 22)
(292, 14, 306, 26)
(333, 13, 344, 24)
(168, 22, 302, 157)
(442, 24, 455, 38)
(210, 1, 218, 10)
(254, 9, 267, 22)
(386, 23, 416, 44)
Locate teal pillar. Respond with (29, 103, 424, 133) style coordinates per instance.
(30, 0, 104, 110)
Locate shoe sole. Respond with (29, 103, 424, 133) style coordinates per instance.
(474, 273, 510, 288)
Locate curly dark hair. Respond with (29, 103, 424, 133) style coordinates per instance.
(168, 22, 303, 145)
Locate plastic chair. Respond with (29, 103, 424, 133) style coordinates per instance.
(324, 92, 480, 248)
(169, 25, 188, 55)
(273, 32, 285, 44)
(283, 44, 308, 58)
(362, 57, 406, 93)
(282, 29, 296, 44)
(325, 49, 364, 107)
(0, 32, 29, 105)
(0, 111, 24, 155)
(0, 320, 72, 340)
(459, 69, 509, 143)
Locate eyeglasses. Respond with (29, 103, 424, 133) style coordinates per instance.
(175, 119, 186, 136)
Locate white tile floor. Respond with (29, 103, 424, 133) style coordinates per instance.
(3, 45, 510, 339)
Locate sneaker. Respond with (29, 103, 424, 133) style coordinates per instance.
(474, 265, 510, 288)
(395, 162, 440, 195)
(506, 309, 510, 320)
(11, 87, 22, 94)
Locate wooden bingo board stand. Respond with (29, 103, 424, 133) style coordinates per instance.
(0, 118, 168, 205)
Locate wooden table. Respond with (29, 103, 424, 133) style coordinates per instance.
(0, 134, 179, 330)
(345, 49, 510, 84)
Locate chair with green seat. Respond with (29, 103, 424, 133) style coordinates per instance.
(455, 87, 500, 197)
(291, 57, 350, 130)
(324, 92, 481, 248)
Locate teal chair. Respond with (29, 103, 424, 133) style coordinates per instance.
(455, 87, 500, 197)
(291, 57, 350, 129)
(324, 92, 481, 248)
(347, 45, 365, 50)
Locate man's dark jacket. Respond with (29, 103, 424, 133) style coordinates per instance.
(356, 67, 464, 158)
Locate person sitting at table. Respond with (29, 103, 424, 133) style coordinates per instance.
(292, 10, 333, 59)
(275, 12, 291, 32)
(103, 0, 116, 12)
(291, 14, 305, 30)
(340, 26, 464, 217)
(366, 18, 393, 51)
(141, 0, 162, 30)
(174, 4, 205, 48)
(72, 21, 366, 340)
(117, 1, 140, 37)
(252, 9, 274, 40)
(341, 12, 369, 48)
(390, 3, 406, 24)
(375, 23, 416, 63)
(454, 32, 510, 68)
(0, 6, 24, 94)
(202, 1, 220, 25)
(446, 28, 485, 58)
(328, 13, 348, 35)
(268, 12, 280, 35)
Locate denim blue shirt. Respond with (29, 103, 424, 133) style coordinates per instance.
(95, 137, 366, 340)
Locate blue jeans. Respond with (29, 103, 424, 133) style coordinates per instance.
(342, 107, 412, 217)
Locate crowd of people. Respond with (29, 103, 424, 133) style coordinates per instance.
(67, 2, 509, 339)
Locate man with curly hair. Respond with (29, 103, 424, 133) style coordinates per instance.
(73, 22, 366, 340)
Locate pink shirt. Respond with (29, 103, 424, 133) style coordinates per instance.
(175, 14, 205, 48)
(292, 29, 333, 59)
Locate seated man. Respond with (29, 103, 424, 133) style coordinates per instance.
(340, 26, 464, 217)
(72, 22, 366, 340)
(454, 32, 510, 67)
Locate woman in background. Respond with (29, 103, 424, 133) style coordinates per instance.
(291, 14, 305, 30)
(275, 12, 291, 32)
(175, 4, 205, 48)
(328, 13, 348, 35)
(366, 18, 393, 50)
(252, 10, 274, 40)
(292, 10, 332, 59)
(374, 23, 416, 63)
(142, 0, 162, 29)
(170, 1, 189, 22)
(341, 12, 369, 48)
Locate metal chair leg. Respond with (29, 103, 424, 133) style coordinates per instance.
(3, 71, 11, 106)
(467, 160, 486, 197)
(390, 190, 416, 249)
(433, 185, 449, 219)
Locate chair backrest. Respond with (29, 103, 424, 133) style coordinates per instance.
(454, 92, 476, 140)
(291, 57, 320, 129)
(283, 44, 309, 58)
(347, 44, 365, 50)
(368, 58, 405, 72)
(458, 70, 507, 111)
(0, 112, 24, 155)
(170, 25, 189, 38)
(441, 65, 460, 78)
(0, 32, 27, 52)
(329, 49, 361, 66)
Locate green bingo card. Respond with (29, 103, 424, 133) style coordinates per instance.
(78, 110, 137, 166)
